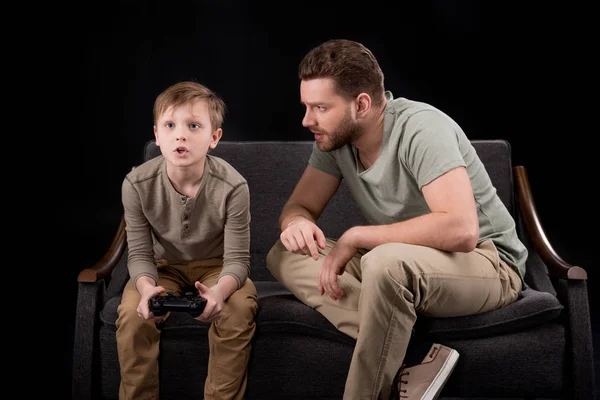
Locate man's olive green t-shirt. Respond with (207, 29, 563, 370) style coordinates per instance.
(309, 92, 527, 279)
(122, 154, 251, 288)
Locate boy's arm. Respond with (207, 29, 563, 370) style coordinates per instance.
(216, 182, 251, 299)
(122, 177, 158, 288)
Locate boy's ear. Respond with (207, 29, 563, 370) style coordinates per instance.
(153, 125, 159, 145)
(209, 128, 223, 149)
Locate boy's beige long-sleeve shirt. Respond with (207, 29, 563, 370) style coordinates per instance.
(121, 154, 251, 289)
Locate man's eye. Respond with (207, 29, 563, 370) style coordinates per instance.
(317, 106, 326, 111)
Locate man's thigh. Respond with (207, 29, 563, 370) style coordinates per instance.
(361, 239, 521, 318)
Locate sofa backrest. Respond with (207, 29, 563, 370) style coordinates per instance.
(470, 139, 514, 216)
(142, 140, 365, 281)
(141, 139, 517, 282)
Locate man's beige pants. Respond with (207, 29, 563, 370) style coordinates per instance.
(116, 260, 258, 400)
(266, 238, 522, 400)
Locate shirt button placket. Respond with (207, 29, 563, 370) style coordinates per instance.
(181, 196, 188, 238)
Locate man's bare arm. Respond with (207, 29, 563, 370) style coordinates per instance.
(344, 166, 479, 253)
(279, 165, 341, 231)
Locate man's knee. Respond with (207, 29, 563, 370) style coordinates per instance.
(266, 239, 286, 276)
(360, 243, 425, 284)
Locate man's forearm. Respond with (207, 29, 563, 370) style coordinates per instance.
(347, 212, 478, 253)
(279, 203, 316, 231)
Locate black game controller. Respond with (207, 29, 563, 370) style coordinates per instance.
(149, 289, 207, 317)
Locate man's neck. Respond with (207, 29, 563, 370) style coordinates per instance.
(353, 104, 386, 167)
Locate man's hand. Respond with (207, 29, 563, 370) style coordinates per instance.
(281, 216, 327, 260)
(137, 283, 166, 323)
(319, 231, 358, 301)
(194, 281, 225, 324)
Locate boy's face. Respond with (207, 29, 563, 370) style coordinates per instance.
(154, 99, 222, 168)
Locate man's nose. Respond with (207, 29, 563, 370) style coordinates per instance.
(302, 109, 314, 127)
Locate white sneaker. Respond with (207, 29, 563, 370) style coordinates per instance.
(393, 343, 460, 400)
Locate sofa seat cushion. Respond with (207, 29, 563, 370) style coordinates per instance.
(417, 287, 564, 340)
(100, 281, 289, 325)
(100, 280, 354, 345)
(101, 282, 561, 343)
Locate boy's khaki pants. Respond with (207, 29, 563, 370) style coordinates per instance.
(116, 260, 258, 400)
(266, 238, 522, 400)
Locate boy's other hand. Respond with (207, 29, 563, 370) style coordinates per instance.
(194, 281, 224, 324)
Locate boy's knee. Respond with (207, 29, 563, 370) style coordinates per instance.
(229, 282, 258, 315)
(219, 289, 258, 331)
(116, 302, 145, 330)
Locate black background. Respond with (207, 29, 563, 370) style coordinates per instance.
(52, 1, 596, 397)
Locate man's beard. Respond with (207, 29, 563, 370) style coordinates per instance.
(316, 111, 363, 152)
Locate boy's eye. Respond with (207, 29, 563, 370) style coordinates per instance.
(166, 122, 175, 128)
(190, 123, 200, 129)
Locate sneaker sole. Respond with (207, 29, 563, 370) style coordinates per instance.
(422, 349, 460, 400)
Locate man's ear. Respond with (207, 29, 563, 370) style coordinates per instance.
(356, 93, 372, 118)
(209, 128, 223, 149)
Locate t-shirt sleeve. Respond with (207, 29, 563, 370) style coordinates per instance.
(400, 110, 466, 189)
(121, 176, 158, 286)
(218, 182, 251, 288)
(308, 141, 342, 178)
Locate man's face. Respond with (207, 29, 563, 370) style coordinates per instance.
(300, 78, 362, 152)
(154, 99, 221, 168)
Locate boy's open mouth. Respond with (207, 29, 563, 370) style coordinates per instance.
(175, 146, 188, 154)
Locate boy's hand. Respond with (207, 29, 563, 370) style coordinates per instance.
(194, 281, 225, 324)
(137, 284, 165, 322)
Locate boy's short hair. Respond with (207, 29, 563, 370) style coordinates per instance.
(298, 39, 385, 107)
(153, 81, 227, 130)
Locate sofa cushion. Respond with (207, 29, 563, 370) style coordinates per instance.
(417, 286, 564, 340)
(101, 281, 293, 326)
(101, 281, 352, 342)
(141, 140, 368, 284)
(470, 140, 514, 215)
(102, 282, 562, 343)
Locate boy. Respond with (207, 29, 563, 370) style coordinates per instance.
(116, 81, 258, 400)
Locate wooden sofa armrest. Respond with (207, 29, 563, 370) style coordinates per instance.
(513, 166, 587, 280)
(77, 216, 127, 283)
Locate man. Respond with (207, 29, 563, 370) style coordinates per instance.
(266, 39, 527, 400)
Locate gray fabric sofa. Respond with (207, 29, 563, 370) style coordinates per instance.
(72, 139, 595, 399)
